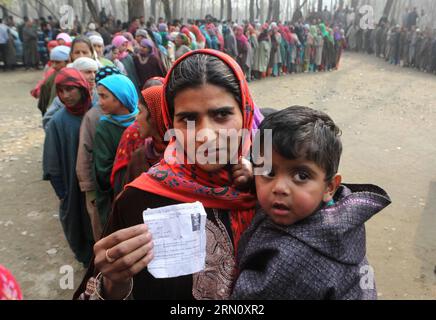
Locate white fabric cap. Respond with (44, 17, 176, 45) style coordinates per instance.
(72, 57, 99, 71)
(89, 35, 104, 46)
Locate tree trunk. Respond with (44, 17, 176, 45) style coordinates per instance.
(220, 0, 225, 20)
(173, 0, 180, 19)
(267, 0, 273, 21)
(150, 0, 157, 18)
(272, 0, 280, 21)
(128, 0, 145, 21)
(351, 0, 359, 10)
(162, 0, 172, 21)
(200, 0, 204, 18)
(21, 0, 28, 17)
(1, 5, 8, 19)
(85, 0, 100, 23)
(37, 0, 45, 18)
(226, 0, 232, 21)
(249, 0, 255, 22)
(256, 0, 260, 19)
(383, 0, 394, 17)
(317, 0, 322, 12)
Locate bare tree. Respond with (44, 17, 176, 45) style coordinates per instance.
(273, 0, 280, 21)
(383, 0, 394, 17)
(226, 0, 232, 21)
(267, 0, 273, 21)
(161, 0, 172, 21)
(249, 0, 255, 22)
(85, 0, 99, 22)
(127, 0, 145, 21)
(173, 0, 180, 20)
(150, 0, 157, 18)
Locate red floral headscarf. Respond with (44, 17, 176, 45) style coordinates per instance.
(110, 83, 166, 187)
(128, 49, 257, 251)
(0, 265, 22, 300)
(55, 68, 92, 117)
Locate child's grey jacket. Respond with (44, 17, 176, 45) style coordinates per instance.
(232, 184, 391, 300)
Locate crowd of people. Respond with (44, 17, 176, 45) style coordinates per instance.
(344, 7, 436, 74)
(1, 8, 349, 78)
(1, 7, 398, 301)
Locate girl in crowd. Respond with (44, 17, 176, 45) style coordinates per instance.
(93, 74, 139, 229)
(111, 77, 165, 197)
(111, 35, 140, 90)
(174, 33, 191, 60)
(43, 68, 94, 267)
(133, 39, 166, 89)
(76, 66, 122, 242)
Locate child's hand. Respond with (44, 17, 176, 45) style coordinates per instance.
(232, 157, 254, 191)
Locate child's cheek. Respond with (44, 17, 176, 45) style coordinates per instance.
(292, 190, 321, 218)
(255, 179, 270, 209)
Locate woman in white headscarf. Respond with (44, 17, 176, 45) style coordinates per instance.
(89, 35, 115, 67)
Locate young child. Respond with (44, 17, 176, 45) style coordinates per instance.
(36, 45, 70, 115)
(232, 106, 391, 300)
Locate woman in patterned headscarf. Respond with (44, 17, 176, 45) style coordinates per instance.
(75, 49, 259, 300)
(111, 77, 166, 196)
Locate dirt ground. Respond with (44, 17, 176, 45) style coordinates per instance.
(0, 52, 435, 300)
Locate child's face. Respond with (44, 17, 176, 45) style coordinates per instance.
(255, 150, 340, 226)
(51, 60, 67, 72)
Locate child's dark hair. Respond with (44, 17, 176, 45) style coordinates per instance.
(258, 106, 342, 182)
(166, 53, 241, 120)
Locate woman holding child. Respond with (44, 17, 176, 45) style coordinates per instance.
(74, 49, 391, 301)
(75, 49, 257, 300)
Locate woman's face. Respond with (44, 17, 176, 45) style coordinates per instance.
(139, 45, 151, 56)
(137, 103, 157, 139)
(71, 42, 93, 61)
(98, 85, 127, 115)
(112, 48, 120, 59)
(173, 84, 243, 173)
(80, 69, 96, 89)
(58, 85, 82, 107)
(175, 35, 184, 47)
(118, 42, 128, 53)
(93, 43, 104, 57)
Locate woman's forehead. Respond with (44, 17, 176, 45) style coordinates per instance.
(173, 85, 239, 112)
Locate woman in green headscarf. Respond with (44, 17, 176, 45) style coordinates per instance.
(320, 23, 335, 71)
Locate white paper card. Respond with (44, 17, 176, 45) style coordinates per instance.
(143, 202, 207, 279)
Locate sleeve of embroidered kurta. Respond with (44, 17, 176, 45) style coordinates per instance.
(42, 120, 66, 200)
